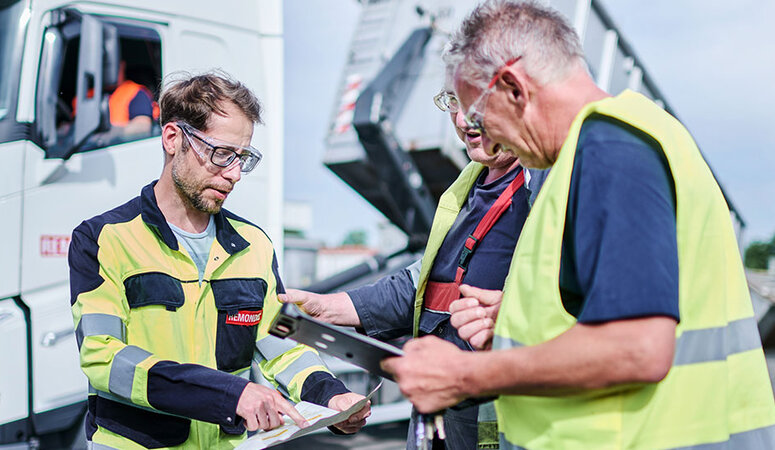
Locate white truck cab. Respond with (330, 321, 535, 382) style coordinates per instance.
(0, 0, 283, 446)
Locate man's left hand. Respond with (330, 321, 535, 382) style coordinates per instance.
(328, 393, 371, 434)
(381, 336, 471, 413)
(450, 285, 503, 350)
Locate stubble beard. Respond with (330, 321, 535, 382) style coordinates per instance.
(171, 158, 224, 215)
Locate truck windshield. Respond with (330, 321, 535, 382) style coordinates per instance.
(0, 0, 27, 121)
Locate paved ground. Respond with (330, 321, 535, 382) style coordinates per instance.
(273, 421, 409, 450)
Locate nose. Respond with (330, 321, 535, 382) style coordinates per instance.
(481, 134, 497, 156)
(454, 109, 468, 130)
(221, 161, 242, 183)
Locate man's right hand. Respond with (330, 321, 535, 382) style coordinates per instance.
(279, 289, 361, 327)
(236, 383, 309, 431)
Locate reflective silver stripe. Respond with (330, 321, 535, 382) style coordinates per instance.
(477, 401, 497, 422)
(498, 419, 775, 449)
(493, 317, 761, 365)
(492, 335, 524, 350)
(89, 442, 120, 450)
(674, 424, 775, 449)
(76, 313, 126, 347)
(674, 317, 762, 366)
(406, 259, 423, 290)
(108, 345, 151, 400)
(256, 335, 298, 362)
(88, 382, 97, 394)
(275, 352, 326, 388)
(235, 367, 251, 380)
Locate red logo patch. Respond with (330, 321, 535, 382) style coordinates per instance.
(226, 310, 262, 326)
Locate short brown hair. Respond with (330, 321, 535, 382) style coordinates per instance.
(159, 70, 263, 130)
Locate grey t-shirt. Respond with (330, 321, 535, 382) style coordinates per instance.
(168, 216, 216, 283)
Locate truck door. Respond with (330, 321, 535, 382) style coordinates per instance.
(0, 5, 164, 445)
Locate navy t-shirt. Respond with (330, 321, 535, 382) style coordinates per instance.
(349, 165, 531, 348)
(421, 166, 529, 341)
(428, 166, 528, 289)
(560, 115, 680, 323)
(128, 89, 154, 120)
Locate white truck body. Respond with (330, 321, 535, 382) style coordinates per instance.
(324, 0, 745, 241)
(0, 0, 283, 444)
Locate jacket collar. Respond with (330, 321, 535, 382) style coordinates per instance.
(140, 181, 249, 255)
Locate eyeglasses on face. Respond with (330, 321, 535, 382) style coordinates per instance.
(463, 56, 522, 134)
(433, 91, 461, 113)
(176, 122, 262, 173)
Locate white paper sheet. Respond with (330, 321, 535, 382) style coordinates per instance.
(235, 381, 382, 449)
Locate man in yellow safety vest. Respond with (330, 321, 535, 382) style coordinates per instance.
(383, 1, 775, 448)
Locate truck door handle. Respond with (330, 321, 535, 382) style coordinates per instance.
(0, 310, 14, 325)
(41, 328, 74, 347)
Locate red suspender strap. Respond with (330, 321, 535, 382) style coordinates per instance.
(425, 169, 525, 313)
(454, 169, 525, 284)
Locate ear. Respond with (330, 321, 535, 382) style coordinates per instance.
(499, 67, 528, 110)
(161, 122, 181, 157)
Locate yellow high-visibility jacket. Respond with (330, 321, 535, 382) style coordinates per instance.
(494, 91, 775, 449)
(69, 181, 345, 449)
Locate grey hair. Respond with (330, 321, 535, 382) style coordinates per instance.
(443, 0, 584, 89)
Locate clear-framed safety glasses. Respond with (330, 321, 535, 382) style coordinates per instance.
(177, 122, 262, 173)
(463, 56, 522, 134)
(433, 91, 461, 113)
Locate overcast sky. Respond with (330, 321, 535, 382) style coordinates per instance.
(283, 0, 775, 248)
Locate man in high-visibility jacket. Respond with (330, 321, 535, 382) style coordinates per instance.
(383, 1, 775, 449)
(69, 71, 370, 449)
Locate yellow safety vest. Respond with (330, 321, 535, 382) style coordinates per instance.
(493, 90, 775, 449)
(412, 161, 485, 336)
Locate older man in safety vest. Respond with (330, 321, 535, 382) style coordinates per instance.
(383, 1, 775, 448)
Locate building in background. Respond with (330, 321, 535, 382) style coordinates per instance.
(283, 200, 408, 288)
(283, 201, 324, 288)
(316, 245, 379, 281)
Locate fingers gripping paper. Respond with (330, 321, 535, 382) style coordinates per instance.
(236, 382, 381, 449)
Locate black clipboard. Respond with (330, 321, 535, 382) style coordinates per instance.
(269, 303, 403, 381)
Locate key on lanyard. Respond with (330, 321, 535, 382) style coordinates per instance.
(416, 412, 446, 450)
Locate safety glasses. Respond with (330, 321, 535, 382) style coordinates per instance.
(463, 56, 522, 134)
(433, 91, 461, 113)
(176, 122, 262, 173)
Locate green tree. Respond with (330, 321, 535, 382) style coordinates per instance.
(744, 241, 773, 270)
(342, 229, 368, 246)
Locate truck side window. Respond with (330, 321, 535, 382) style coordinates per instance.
(39, 14, 162, 157)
